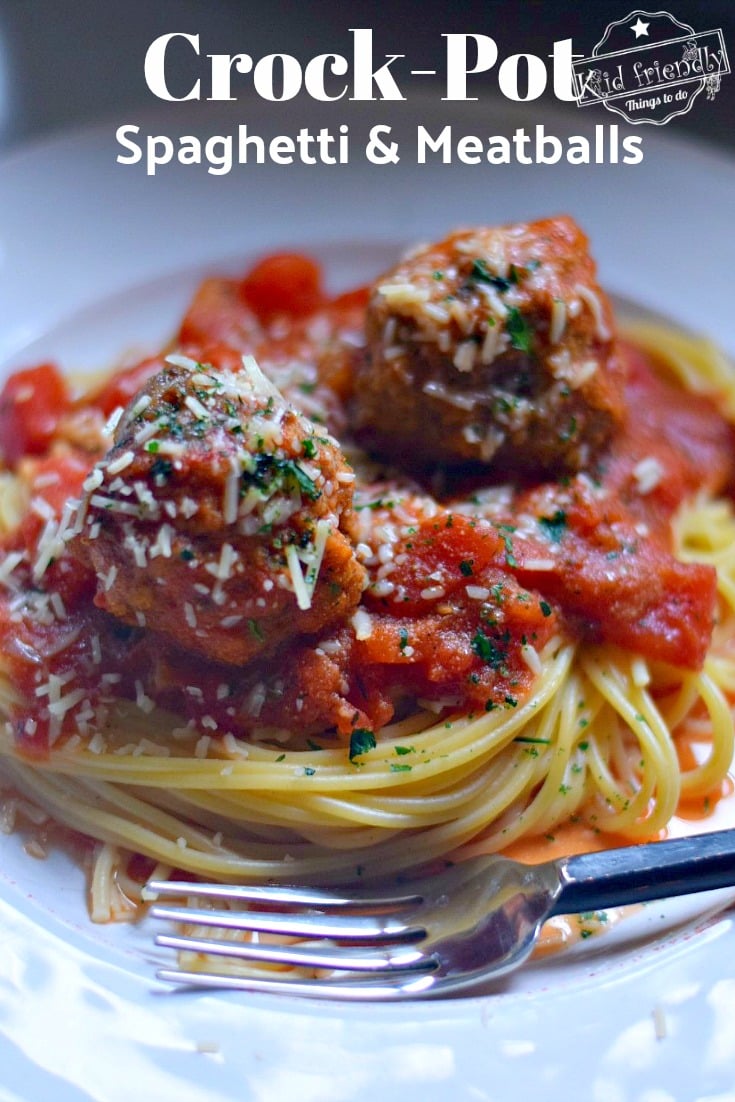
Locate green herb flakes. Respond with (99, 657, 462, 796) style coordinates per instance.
(506, 308, 534, 353)
(471, 629, 507, 669)
(349, 728, 376, 762)
(538, 510, 567, 543)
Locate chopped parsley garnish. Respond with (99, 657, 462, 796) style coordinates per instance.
(539, 600, 553, 618)
(471, 629, 507, 670)
(459, 559, 474, 577)
(395, 745, 415, 756)
(304, 766, 316, 776)
(302, 438, 318, 459)
(494, 525, 517, 568)
(247, 619, 264, 641)
(493, 395, 516, 415)
(284, 459, 320, 500)
(470, 258, 518, 293)
(390, 763, 412, 773)
(506, 308, 534, 354)
(470, 258, 495, 283)
(240, 454, 321, 502)
(538, 509, 567, 543)
(398, 628, 410, 653)
(355, 497, 394, 512)
(559, 417, 578, 443)
(150, 457, 173, 482)
(349, 728, 376, 761)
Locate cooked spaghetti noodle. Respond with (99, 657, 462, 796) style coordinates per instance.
(0, 218, 732, 924)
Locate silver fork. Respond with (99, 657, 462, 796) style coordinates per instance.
(148, 828, 735, 1001)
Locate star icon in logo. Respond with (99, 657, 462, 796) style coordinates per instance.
(630, 17, 650, 37)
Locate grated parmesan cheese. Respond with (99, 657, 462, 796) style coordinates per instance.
(285, 543, 312, 610)
(223, 457, 240, 525)
(185, 394, 209, 421)
(194, 735, 211, 758)
(129, 393, 152, 418)
(550, 298, 567, 345)
(632, 456, 664, 496)
(378, 282, 429, 307)
(575, 284, 611, 341)
(520, 558, 556, 572)
(134, 680, 156, 714)
(420, 585, 446, 600)
(453, 340, 477, 373)
(351, 607, 373, 640)
(106, 450, 136, 476)
(102, 406, 124, 437)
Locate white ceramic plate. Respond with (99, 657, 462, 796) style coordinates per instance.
(1, 97, 735, 1101)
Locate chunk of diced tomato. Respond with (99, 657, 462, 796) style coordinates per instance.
(0, 363, 70, 464)
(238, 254, 324, 322)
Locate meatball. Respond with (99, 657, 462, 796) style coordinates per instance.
(71, 349, 365, 665)
(352, 216, 625, 473)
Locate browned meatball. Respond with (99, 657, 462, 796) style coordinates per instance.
(352, 216, 626, 473)
(71, 349, 365, 665)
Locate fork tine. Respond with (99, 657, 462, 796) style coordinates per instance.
(155, 932, 430, 973)
(146, 878, 422, 913)
(149, 902, 425, 942)
(155, 967, 439, 1001)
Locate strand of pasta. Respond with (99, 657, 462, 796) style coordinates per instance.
(2, 607, 734, 885)
(0, 642, 573, 794)
(580, 649, 681, 836)
(0, 646, 606, 881)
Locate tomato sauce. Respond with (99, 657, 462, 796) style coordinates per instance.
(0, 254, 731, 758)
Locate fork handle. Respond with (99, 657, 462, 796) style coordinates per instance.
(550, 828, 735, 916)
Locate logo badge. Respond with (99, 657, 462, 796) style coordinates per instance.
(572, 9, 730, 125)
